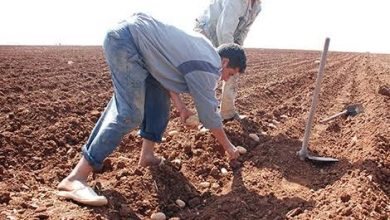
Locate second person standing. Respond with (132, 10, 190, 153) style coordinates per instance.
(195, 0, 262, 121)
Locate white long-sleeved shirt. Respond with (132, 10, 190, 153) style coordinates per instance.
(127, 13, 223, 129)
(195, 0, 262, 47)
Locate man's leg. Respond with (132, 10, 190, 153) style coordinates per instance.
(139, 75, 171, 166)
(138, 139, 160, 167)
(220, 74, 239, 120)
(57, 157, 93, 191)
(58, 22, 148, 192)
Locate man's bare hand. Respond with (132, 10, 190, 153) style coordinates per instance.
(179, 107, 195, 125)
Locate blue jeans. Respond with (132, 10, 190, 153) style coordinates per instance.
(82, 21, 170, 170)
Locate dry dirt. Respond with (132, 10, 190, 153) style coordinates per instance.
(0, 46, 389, 220)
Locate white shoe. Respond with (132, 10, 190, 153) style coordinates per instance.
(57, 185, 108, 206)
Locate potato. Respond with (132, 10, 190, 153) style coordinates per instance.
(249, 133, 260, 142)
(175, 199, 186, 208)
(211, 182, 220, 189)
(168, 130, 178, 136)
(200, 181, 210, 188)
(220, 167, 228, 176)
(236, 146, 247, 154)
(199, 127, 209, 134)
(172, 158, 181, 165)
(151, 212, 166, 220)
(185, 115, 199, 127)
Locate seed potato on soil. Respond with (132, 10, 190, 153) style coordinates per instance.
(0, 46, 388, 219)
(185, 114, 200, 128)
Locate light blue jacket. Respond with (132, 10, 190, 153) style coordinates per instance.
(127, 13, 223, 129)
(195, 0, 262, 47)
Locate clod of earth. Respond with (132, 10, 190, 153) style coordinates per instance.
(378, 85, 390, 96)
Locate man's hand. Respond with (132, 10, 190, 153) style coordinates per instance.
(169, 91, 197, 128)
(210, 127, 240, 161)
(178, 107, 195, 125)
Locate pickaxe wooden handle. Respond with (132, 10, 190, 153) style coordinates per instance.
(320, 104, 363, 123)
(320, 109, 348, 123)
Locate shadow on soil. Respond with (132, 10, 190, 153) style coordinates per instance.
(86, 117, 386, 219)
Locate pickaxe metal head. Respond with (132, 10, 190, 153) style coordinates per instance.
(345, 103, 364, 116)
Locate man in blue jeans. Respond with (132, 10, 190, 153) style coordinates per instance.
(57, 13, 247, 206)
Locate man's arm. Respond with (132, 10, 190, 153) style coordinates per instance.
(169, 91, 195, 124)
(171, 88, 238, 159)
(210, 127, 239, 160)
(185, 71, 239, 160)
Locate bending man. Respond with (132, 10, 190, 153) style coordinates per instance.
(57, 13, 247, 206)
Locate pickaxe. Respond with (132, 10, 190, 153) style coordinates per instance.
(320, 104, 364, 123)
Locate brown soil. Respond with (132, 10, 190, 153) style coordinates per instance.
(0, 46, 389, 220)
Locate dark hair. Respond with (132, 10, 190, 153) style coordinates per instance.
(217, 43, 247, 73)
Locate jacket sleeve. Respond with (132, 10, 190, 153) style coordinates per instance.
(216, 0, 246, 45)
(185, 71, 223, 129)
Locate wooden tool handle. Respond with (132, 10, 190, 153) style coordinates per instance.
(320, 109, 348, 123)
(299, 38, 330, 158)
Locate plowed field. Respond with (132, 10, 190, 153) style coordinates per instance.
(0, 46, 389, 219)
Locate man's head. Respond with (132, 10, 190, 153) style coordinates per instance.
(217, 43, 247, 81)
